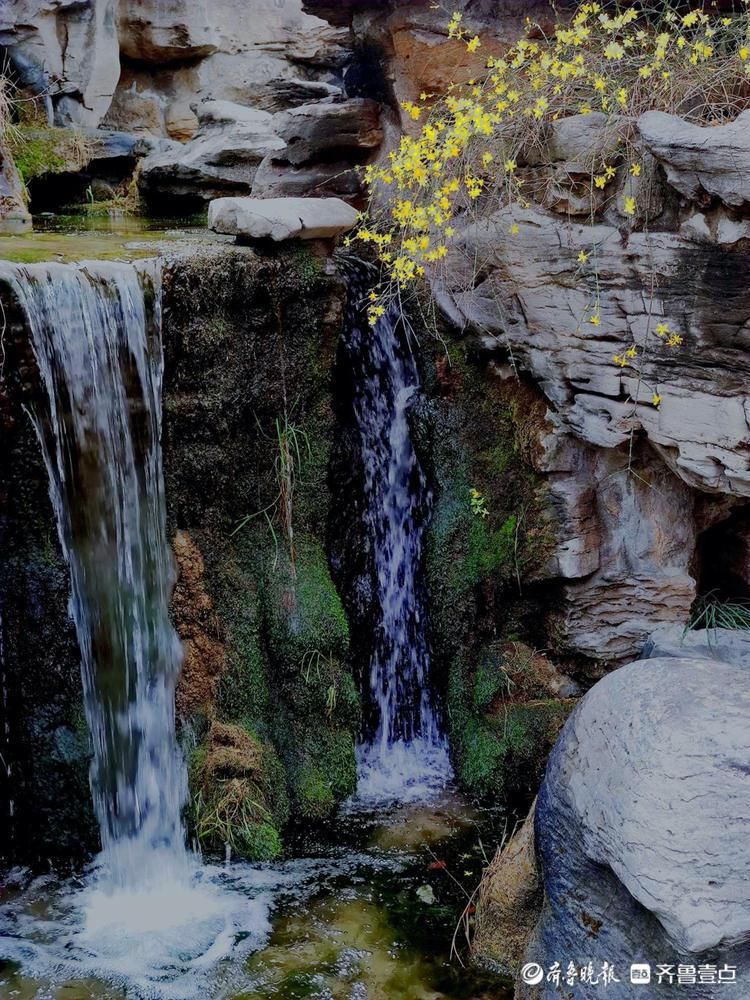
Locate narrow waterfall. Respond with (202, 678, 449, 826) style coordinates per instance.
(0, 261, 188, 888)
(345, 278, 451, 802)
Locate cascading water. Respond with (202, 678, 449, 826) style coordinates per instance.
(0, 261, 270, 997)
(2, 261, 188, 889)
(345, 275, 452, 803)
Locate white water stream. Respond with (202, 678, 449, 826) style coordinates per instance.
(345, 281, 452, 805)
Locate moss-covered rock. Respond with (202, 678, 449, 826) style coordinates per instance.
(7, 127, 94, 188)
(287, 725, 358, 820)
(262, 537, 358, 820)
(416, 336, 573, 806)
(448, 642, 576, 805)
(162, 246, 359, 841)
(264, 535, 350, 673)
(190, 721, 289, 861)
(421, 346, 557, 664)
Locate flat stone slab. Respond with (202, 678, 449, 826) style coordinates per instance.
(208, 196, 358, 242)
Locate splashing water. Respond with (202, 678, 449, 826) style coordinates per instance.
(345, 277, 451, 805)
(0, 261, 268, 993)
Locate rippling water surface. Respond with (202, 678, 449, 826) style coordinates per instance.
(1, 791, 513, 1000)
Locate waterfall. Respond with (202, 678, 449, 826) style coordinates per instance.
(0, 260, 188, 888)
(345, 277, 451, 803)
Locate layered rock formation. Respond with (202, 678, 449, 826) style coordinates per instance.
(0, 0, 347, 131)
(138, 97, 382, 205)
(427, 107, 750, 662)
(0, 0, 120, 127)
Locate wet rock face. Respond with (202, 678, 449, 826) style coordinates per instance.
(521, 658, 750, 999)
(172, 530, 226, 720)
(161, 246, 360, 840)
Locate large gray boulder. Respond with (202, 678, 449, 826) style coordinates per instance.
(208, 196, 358, 241)
(521, 657, 749, 998)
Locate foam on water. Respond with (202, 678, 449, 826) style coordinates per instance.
(354, 739, 453, 807)
(0, 850, 397, 999)
(0, 868, 267, 998)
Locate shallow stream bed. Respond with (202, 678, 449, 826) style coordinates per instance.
(0, 791, 513, 1000)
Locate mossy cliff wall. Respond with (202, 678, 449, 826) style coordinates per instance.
(0, 242, 597, 860)
(160, 245, 359, 859)
(415, 337, 579, 811)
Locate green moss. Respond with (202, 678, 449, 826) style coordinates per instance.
(458, 718, 505, 792)
(295, 761, 336, 819)
(216, 571, 270, 732)
(472, 657, 509, 713)
(264, 535, 350, 673)
(285, 243, 324, 295)
(292, 728, 356, 820)
(7, 127, 91, 185)
(452, 514, 517, 594)
(424, 345, 556, 634)
(319, 727, 357, 801)
(254, 731, 291, 830)
(458, 700, 573, 802)
(238, 820, 282, 861)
